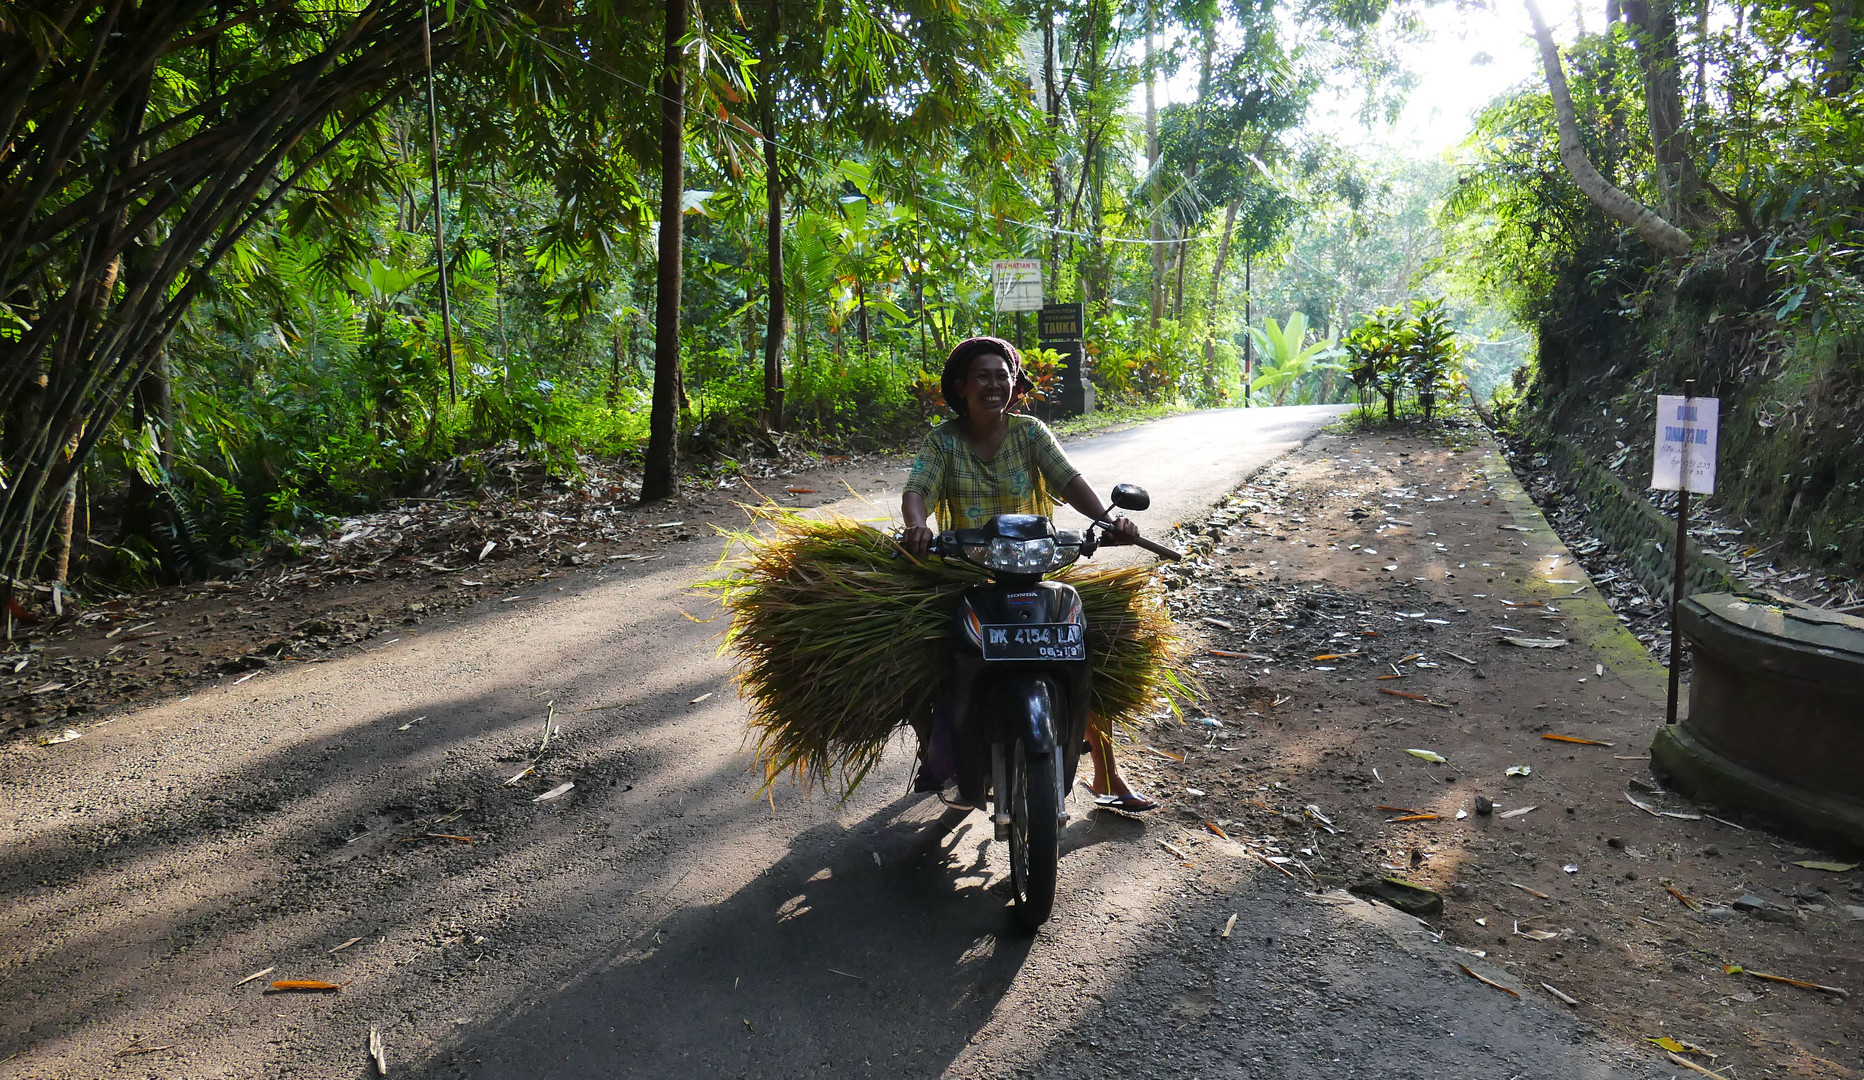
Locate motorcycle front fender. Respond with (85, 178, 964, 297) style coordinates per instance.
(1002, 673, 1059, 757)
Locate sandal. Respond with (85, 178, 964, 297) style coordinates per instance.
(1093, 792, 1160, 813)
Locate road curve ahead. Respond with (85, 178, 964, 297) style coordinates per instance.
(818, 404, 1348, 554)
(0, 405, 1647, 1080)
(1051, 404, 1349, 537)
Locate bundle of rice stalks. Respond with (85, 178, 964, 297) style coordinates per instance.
(702, 509, 1194, 797)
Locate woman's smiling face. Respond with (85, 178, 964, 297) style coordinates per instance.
(961, 352, 1014, 420)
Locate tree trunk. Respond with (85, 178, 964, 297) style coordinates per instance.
(1043, 1, 1065, 274)
(1829, 0, 1856, 96)
(797, 303, 809, 372)
(1172, 227, 1188, 321)
(641, 0, 687, 503)
(1083, 0, 1112, 310)
(927, 283, 947, 354)
(609, 320, 625, 404)
(421, 1, 459, 406)
(49, 425, 81, 584)
(1524, 0, 1693, 258)
(1142, 18, 1161, 311)
(856, 278, 869, 352)
(1242, 252, 1253, 407)
(1198, 7, 1215, 98)
(1622, 0, 1701, 225)
(1080, 0, 1107, 309)
(761, 0, 786, 433)
(918, 278, 929, 368)
(494, 229, 510, 383)
(1203, 198, 1240, 383)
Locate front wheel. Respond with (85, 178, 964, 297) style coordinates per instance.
(1007, 738, 1060, 929)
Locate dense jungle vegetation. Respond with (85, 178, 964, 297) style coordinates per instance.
(10, 0, 1860, 607)
(3, 0, 1512, 599)
(1444, 0, 1864, 570)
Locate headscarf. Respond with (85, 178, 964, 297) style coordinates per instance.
(939, 336, 1035, 417)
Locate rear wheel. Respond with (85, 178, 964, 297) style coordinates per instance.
(1007, 737, 1059, 929)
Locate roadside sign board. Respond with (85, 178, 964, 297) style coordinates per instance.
(1651, 394, 1719, 494)
(990, 260, 1043, 312)
(1038, 302, 1085, 341)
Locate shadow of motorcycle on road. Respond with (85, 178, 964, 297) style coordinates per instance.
(413, 792, 1147, 1080)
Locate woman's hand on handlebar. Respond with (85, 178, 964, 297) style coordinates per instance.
(1101, 516, 1140, 546)
(901, 523, 936, 558)
(900, 492, 935, 558)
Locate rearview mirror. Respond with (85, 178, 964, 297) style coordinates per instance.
(1109, 484, 1150, 512)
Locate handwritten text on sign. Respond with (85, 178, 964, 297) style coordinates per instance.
(1650, 395, 1719, 494)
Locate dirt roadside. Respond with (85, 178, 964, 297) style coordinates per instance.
(0, 410, 1195, 735)
(1, 452, 907, 736)
(1116, 420, 1861, 1079)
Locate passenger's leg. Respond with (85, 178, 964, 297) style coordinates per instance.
(1086, 726, 1157, 811)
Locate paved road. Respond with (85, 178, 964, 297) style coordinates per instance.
(0, 406, 1654, 1080)
(1051, 405, 1349, 537)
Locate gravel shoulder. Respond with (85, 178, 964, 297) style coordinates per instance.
(1129, 419, 1861, 1080)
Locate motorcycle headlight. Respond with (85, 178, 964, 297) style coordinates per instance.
(978, 537, 1079, 572)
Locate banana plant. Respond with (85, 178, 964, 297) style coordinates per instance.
(1246, 311, 1345, 406)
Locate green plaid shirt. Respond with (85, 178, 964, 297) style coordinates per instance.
(906, 415, 1081, 530)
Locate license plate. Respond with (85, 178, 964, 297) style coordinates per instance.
(980, 622, 1086, 661)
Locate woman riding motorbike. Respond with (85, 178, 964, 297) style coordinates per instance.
(901, 336, 1159, 813)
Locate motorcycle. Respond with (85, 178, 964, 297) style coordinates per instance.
(916, 484, 1181, 928)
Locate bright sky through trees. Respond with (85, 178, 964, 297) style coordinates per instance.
(1144, 1, 1614, 159)
(1317, 2, 1612, 157)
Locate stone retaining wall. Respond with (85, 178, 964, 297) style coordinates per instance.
(1541, 437, 1739, 601)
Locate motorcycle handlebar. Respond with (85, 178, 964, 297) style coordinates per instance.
(905, 525, 1183, 562)
(1086, 516, 1183, 561)
(1126, 533, 1184, 561)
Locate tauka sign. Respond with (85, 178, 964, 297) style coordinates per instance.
(1650, 395, 1720, 494)
(990, 259, 1043, 312)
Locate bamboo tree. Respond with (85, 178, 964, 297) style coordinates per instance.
(0, 1, 497, 596)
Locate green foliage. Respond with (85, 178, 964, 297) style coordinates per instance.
(1439, 7, 1864, 569)
(1090, 316, 1199, 404)
(1246, 151, 1527, 404)
(1342, 306, 1406, 417)
(2, 0, 1446, 589)
(1246, 311, 1344, 405)
(783, 346, 930, 447)
(1340, 298, 1465, 423)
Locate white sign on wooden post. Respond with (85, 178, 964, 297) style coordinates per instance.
(990, 259, 1043, 312)
(1650, 395, 1719, 494)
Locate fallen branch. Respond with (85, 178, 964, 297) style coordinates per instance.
(1666, 1051, 1731, 1079)
(1725, 964, 1848, 999)
(1458, 963, 1520, 998)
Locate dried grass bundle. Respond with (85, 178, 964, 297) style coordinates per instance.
(702, 510, 1192, 797)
